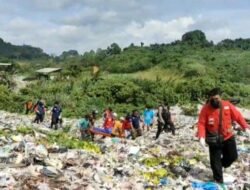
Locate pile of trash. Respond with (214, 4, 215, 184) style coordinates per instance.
(0, 108, 249, 190)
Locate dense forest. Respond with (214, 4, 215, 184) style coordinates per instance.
(1, 30, 250, 117)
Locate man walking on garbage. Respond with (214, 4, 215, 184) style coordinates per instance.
(155, 102, 175, 139)
(197, 88, 250, 184)
(50, 101, 62, 130)
(33, 100, 46, 123)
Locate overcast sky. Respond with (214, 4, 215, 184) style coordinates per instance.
(0, 0, 249, 54)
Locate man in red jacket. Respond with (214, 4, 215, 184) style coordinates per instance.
(197, 88, 250, 184)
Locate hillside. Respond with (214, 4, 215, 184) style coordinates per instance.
(0, 38, 49, 60)
(1, 30, 250, 117)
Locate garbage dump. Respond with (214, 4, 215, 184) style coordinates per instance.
(0, 108, 249, 190)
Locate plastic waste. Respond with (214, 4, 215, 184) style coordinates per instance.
(35, 144, 48, 160)
(111, 138, 120, 144)
(0, 146, 12, 158)
(237, 145, 250, 154)
(128, 146, 140, 155)
(0, 107, 249, 189)
(40, 166, 61, 178)
(0, 172, 16, 187)
(11, 134, 23, 142)
(37, 182, 51, 190)
(192, 181, 219, 190)
(159, 178, 169, 186)
(223, 174, 235, 185)
(44, 158, 64, 170)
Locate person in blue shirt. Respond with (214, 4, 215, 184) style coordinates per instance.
(131, 110, 142, 139)
(143, 106, 154, 131)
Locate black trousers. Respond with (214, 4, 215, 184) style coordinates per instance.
(155, 120, 175, 139)
(50, 117, 59, 129)
(34, 114, 44, 123)
(208, 136, 238, 183)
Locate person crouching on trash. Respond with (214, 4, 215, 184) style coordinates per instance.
(111, 116, 125, 138)
(197, 87, 250, 184)
(78, 114, 91, 140)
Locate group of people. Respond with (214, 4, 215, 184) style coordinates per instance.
(78, 87, 250, 185)
(25, 98, 62, 130)
(24, 87, 250, 186)
(78, 104, 176, 141)
(79, 108, 147, 140)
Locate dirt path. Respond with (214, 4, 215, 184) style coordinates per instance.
(12, 75, 30, 92)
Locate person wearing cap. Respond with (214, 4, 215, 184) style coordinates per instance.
(197, 87, 250, 184)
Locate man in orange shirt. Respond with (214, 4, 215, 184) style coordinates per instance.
(111, 116, 125, 138)
(197, 88, 250, 183)
(25, 99, 33, 114)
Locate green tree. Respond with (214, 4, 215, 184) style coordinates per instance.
(181, 30, 209, 46)
(107, 43, 121, 55)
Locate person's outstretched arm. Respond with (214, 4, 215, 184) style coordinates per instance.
(229, 103, 249, 130)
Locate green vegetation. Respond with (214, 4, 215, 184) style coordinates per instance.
(1, 30, 250, 117)
(0, 38, 48, 60)
(0, 126, 101, 154)
(45, 131, 101, 153)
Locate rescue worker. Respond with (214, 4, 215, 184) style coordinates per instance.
(90, 111, 116, 137)
(33, 101, 45, 124)
(197, 88, 250, 184)
(155, 102, 175, 139)
(50, 101, 62, 130)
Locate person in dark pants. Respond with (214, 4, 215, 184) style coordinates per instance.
(50, 101, 62, 130)
(131, 110, 142, 139)
(33, 101, 45, 124)
(198, 88, 250, 184)
(155, 103, 175, 139)
(209, 137, 238, 183)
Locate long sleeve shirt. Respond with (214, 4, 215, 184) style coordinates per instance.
(198, 100, 249, 140)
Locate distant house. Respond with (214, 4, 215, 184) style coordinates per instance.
(36, 67, 62, 80)
(0, 63, 13, 72)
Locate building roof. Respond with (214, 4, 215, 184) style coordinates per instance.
(0, 63, 12, 66)
(36, 68, 62, 74)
